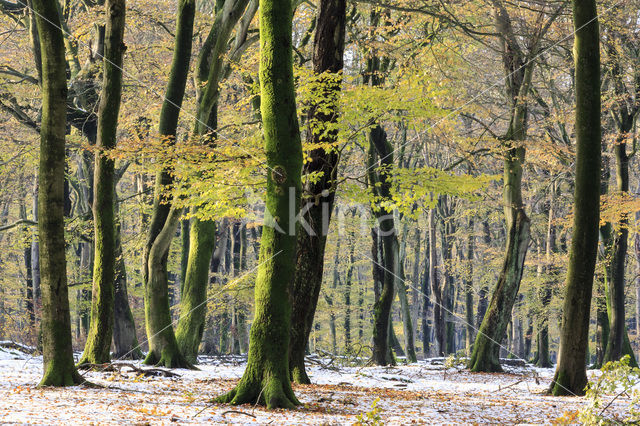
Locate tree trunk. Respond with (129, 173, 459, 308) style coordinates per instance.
(216, 0, 302, 406)
(288, 0, 346, 384)
(33, 0, 83, 385)
(344, 235, 354, 352)
(465, 218, 475, 355)
(602, 131, 637, 366)
(550, 0, 600, 395)
(175, 220, 216, 363)
(367, 127, 396, 366)
(145, 207, 192, 368)
(468, 79, 532, 371)
(112, 195, 143, 359)
(79, 0, 126, 366)
(175, 0, 252, 364)
(20, 202, 35, 328)
(421, 233, 431, 357)
(142, 0, 195, 367)
(429, 209, 444, 355)
(396, 226, 417, 362)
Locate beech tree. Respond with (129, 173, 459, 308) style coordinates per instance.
(549, 0, 601, 396)
(216, 0, 302, 407)
(142, 0, 196, 368)
(289, 0, 347, 384)
(78, 0, 127, 366)
(32, 0, 83, 386)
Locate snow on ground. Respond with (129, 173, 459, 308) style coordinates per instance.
(0, 345, 628, 424)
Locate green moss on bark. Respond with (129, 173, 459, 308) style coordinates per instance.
(216, 0, 302, 407)
(175, 219, 216, 363)
(550, 0, 601, 396)
(32, 0, 84, 387)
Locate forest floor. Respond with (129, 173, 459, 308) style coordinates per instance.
(0, 343, 628, 424)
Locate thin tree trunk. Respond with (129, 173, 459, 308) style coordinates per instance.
(421, 231, 431, 357)
(465, 218, 475, 355)
(396, 225, 417, 362)
(603, 131, 637, 365)
(429, 209, 444, 355)
(112, 196, 143, 359)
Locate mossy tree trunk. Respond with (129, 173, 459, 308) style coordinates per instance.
(112, 195, 143, 359)
(79, 0, 126, 366)
(33, 0, 83, 386)
(601, 44, 639, 364)
(396, 237, 417, 362)
(145, 207, 192, 367)
(288, 0, 346, 384)
(469, 3, 536, 371)
(549, 0, 600, 395)
(215, 0, 302, 407)
(175, 0, 252, 364)
(142, 0, 195, 368)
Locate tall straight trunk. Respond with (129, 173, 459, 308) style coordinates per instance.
(31, 176, 40, 303)
(33, 0, 83, 386)
(180, 219, 190, 290)
(357, 266, 365, 341)
(326, 240, 340, 355)
(344, 236, 354, 351)
(112, 197, 143, 359)
(142, 0, 195, 367)
(20, 202, 35, 327)
(537, 193, 556, 368)
(421, 232, 431, 357)
(602, 132, 637, 365)
(439, 209, 456, 355)
(79, 0, 126, 366)
(216, 0, 302, 407)
(411, 229, 421, 345)
(367, 127, 396, 366)
(550, 0, 600, 395)
(396, 225, 417, 362)
(289, 0, 346, 384)
(465, 218, 475, 355)
(476, 222, 490, 328)
(429, 209, 444, 355)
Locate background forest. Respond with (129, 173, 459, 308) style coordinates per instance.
(0, 0, 637, 396)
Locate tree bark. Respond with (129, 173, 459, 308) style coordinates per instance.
(112, 196, 143, 359)
(175, 0, 252, 363)
(465, 218, 475, 355)
(288, 0, 346, 384)
(142, 0, 195, 368)
(79, 0, 126, 366)
(549, 0, 600, 395)
(216, 0, 302, 406)
(33, 0, 83, 386)
(429, 208, 444, 355)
